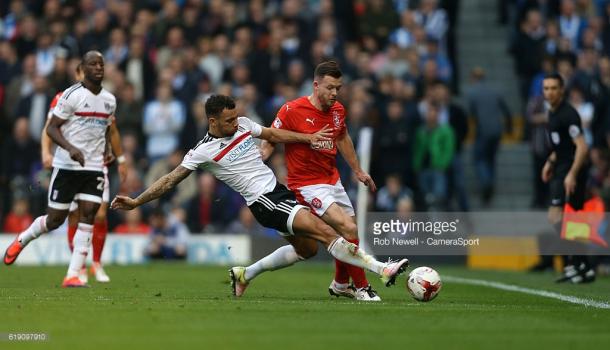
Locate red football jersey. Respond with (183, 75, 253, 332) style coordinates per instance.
(272, 96, 347, 188)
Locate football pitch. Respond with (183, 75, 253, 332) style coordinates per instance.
(1, 263, 609, 349)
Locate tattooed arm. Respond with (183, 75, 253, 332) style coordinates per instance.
(110, 165, 192, 210)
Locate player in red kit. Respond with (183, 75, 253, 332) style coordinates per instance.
(260, 61, 380, 301)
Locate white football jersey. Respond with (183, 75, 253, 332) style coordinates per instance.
(51, 83, 116, 171)
(181, 117, 276, 205)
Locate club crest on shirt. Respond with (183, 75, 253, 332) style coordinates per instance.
(273, 118, 282, 128)
(104, 102, 112, 112)
(551, 132, 560, 145)
(332, 111, 340, 127)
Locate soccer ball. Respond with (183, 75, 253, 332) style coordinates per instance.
(406, 266, 442, 302)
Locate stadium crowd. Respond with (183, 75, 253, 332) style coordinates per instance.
(0, 0, 466, 236)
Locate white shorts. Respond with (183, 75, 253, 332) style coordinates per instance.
(293, 180, 355, 217)
(69, 167, 109, 212)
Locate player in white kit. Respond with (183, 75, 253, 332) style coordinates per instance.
(40, 64, 126, 284)
(4, 51, 116, 288)
(110, 95, 409, 296)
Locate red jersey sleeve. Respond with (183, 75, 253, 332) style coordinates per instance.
(47, 92, 63, 120)
(50, 92, 62, 109)
(272, 103, 294, 130)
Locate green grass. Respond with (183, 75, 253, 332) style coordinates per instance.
(1, 263, 609, 350)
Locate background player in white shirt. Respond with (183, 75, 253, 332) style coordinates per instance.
(110, 95, 409, 296)
(4, 51, 116, 288)
(40, 64, 127, 284)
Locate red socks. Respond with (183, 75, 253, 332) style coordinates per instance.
(92, 221, 108, 263)
(334, 237, 369, 288)
(345, 238, 369, 289)
(334, 258, 350, 284)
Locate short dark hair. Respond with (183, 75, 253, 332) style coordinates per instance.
(82, 50, 103, 64)
(543, 72, 564, 88)
(205, 95, 236, 118)
(314, 60, 342, 79)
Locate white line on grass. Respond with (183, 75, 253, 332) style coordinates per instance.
(444, 275, 610, 309)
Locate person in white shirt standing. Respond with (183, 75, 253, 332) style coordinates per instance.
(4, 51, 116, 288)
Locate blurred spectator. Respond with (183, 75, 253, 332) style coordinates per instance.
(466, 67, 512, 205)
(0, 117, 39, 214)
(118, 38, 156, 101)
(412, 102, 455, 209)
(15, 75, 51, 141)
(421, 37, 451, 82)
(359, 0, 400, 48)
(34, 32, 56, 77)
(225, 206, 267, 235)
(559, 0, 587, 51)
(143, 83, 186, 162)
(0, 40, 20, 86)
(375, 99, 414, 183)
(104, 28, 128, 65)
(47, 53, 73, 92)
(114, 207, 151, 235)
(389, 10, 417, 49)
(81, 9, 110, 53)
(376, 173, 414, 211)
(526, 94, 551, 208)
(396, 196, 415, 220)
(156, 26, 186, 72)
(0, 117, 39, 186)
(3, 54, 36, 121)
(48, 20, 79, 59)
(14, 15, 38, 57)
(146, 207, 189, 260)
(115, 82, 143, 143)
(510, 9, 545, 107)
(433, 80, 470, 211)
(414, 0, 449, 51)
(2, 197, 32, 233)
(186, 172, 242, 233)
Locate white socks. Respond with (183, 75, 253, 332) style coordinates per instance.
(244, 245, 303, 281)
(327, 237, 385, 275)
(17, 215, 48, 245)
(243, 238, 387, 282)
(66, 223, 93, 278)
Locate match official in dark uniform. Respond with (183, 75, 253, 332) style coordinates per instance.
(541, 73, 595, 283)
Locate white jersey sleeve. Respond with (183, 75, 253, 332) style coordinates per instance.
(53, 89, 79, 120)
(181, 143, 212, 170)
(238, 116, 263, 137)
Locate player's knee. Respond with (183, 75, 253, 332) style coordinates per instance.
(79, 210, 97, 224)
(46, 214, 65, 230)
